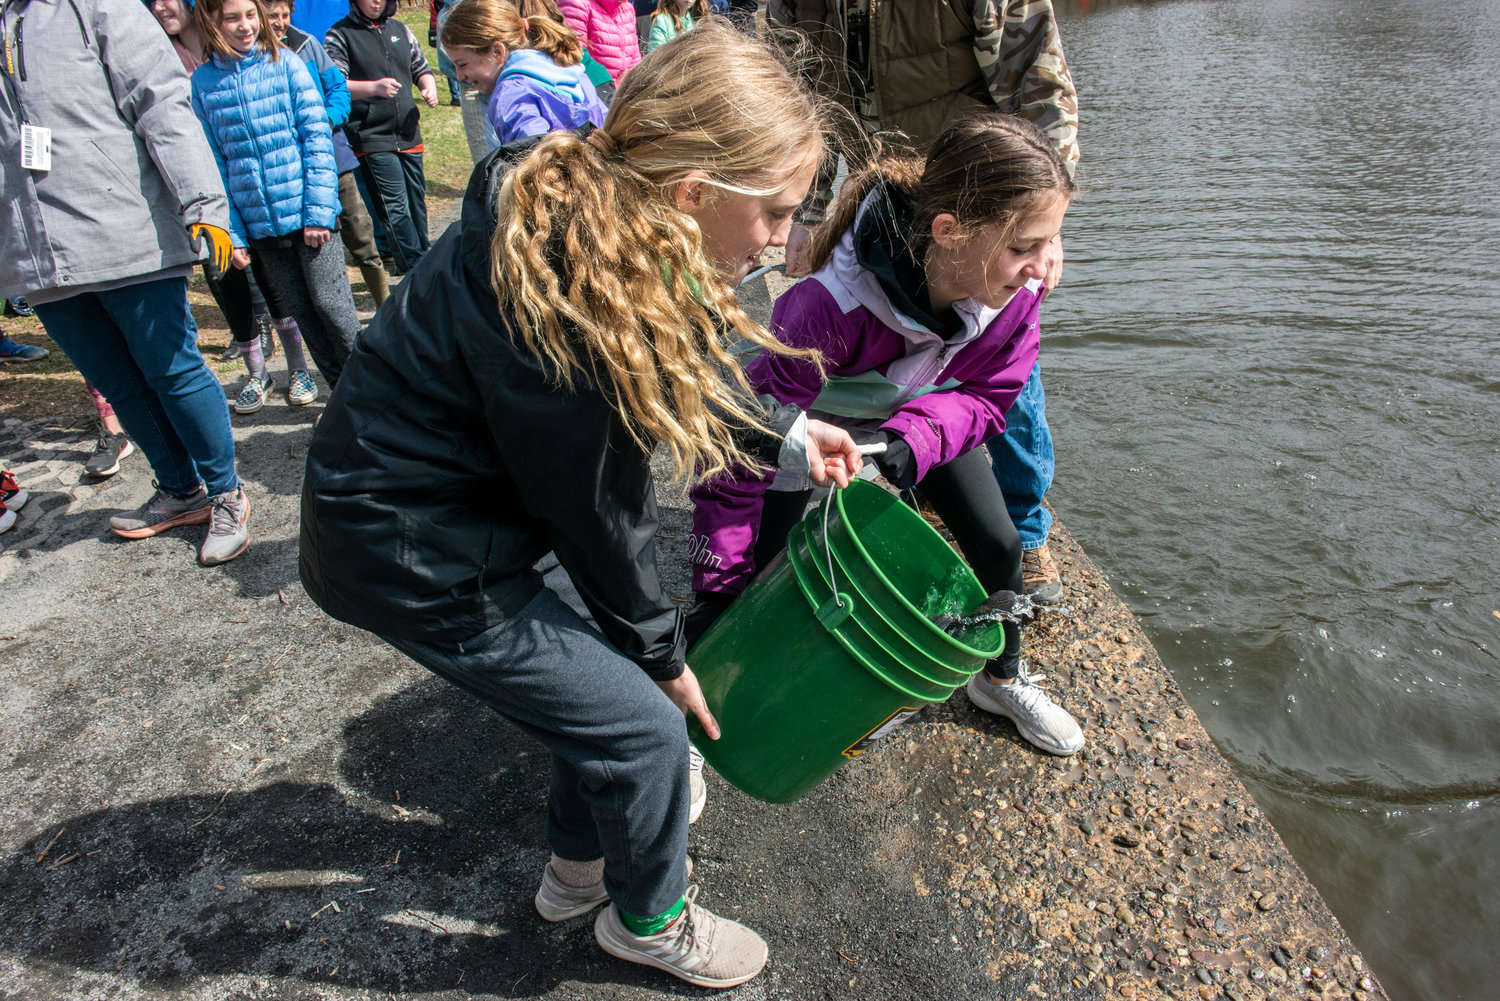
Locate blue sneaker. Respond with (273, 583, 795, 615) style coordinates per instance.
(6, 296, 34, 317)
(0, 335, 48, 362)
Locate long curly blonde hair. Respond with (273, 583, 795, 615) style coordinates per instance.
(493, 22, 832, 482)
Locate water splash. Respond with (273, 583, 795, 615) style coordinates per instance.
(929, 588, 1052, 638)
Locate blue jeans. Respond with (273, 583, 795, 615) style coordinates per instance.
(385, 588, 692, 917)
(35, 277, 239, 497)
(986, 360, 1053, 550)
(435, 7, 460, 101)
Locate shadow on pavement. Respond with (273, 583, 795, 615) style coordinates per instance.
(0, 679, 713, 997)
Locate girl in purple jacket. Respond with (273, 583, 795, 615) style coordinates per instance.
(440, 0, 607, 148)
(690, 115, 1086, 757)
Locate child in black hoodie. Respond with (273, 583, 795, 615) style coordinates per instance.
(324, 0, 438, 276)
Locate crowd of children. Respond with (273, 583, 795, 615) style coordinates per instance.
(2, 1, 1091, 992)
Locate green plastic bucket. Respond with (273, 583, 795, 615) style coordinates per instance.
(687, 480, 1005, 802)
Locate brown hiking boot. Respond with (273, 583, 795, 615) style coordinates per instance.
(1021, 543, 1064, 604)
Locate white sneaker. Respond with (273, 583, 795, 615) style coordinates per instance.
(688, 743, 706, 824)
(594, 886, 767, 988)
(966, 662, 1084, 756)
(535, 855, 693, 922)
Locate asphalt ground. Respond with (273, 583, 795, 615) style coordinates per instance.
(0, 265, 1387, 1001)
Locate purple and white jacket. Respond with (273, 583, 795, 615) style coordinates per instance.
(689, 189, 1044, 596)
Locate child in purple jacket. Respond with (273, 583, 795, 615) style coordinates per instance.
(690, 115, 1087, 757)
(440, 0, 606, 148)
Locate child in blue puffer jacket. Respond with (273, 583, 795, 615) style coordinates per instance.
(191, 0, 362, 409)
(440, 0, 606, 148)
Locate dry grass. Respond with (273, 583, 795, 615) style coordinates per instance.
(0, 3, 475, 423)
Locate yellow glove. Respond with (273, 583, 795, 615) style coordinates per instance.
(189, 223, 235, 275)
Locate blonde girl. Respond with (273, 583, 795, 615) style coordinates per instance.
(301, 24, 859, 989)
(646, 0, 706, 52)
(440, 0, 607, 147)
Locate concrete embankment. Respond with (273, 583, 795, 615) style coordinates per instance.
(0, 262, 1387, 1001)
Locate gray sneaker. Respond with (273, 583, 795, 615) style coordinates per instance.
(536, 855, 693, 923)
(688, 743, 706, 824)
(109, 484, 210, 539)
(594, 886, 767, 988)
(84, 427, 134, 478)
(965, 662, 1084, 756)
(199, 486, 250, 565)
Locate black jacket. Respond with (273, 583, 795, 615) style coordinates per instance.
(299, 148, 795, 680)
(325, 0, 426, 153)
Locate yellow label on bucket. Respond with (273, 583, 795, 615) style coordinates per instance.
(842, 706, 923, 758)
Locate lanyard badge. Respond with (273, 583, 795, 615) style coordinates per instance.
(20, 123, 50, 171)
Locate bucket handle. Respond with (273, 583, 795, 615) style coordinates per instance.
(820, 490, 844, 613)
(815, 493, 855, 628)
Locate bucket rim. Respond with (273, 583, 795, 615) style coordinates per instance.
(787, 525, 990, 684)
(815, 482, 1006, 660)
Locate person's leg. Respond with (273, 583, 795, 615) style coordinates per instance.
(213, 262, 274, 392)
(919, 450, 1082, 755)
(750, 488, 814, 572)
(458, 83, 495, 163)
(202, 261, 257, 345)
(337, 170, 390, 306)
(82, 381, 135, 478)
(353, 167, 390, 257)
(238, 250, 299, 411)
(685, 487, 812, 649)
(253, 241, 356, 389)
(294, 238, 360, 387)
(386, 589, 690, 918)
(916, 449, 1023, 679)
(358, 153, 425, 275)
(387, 590, 767, 986)
(36, 289, 202, 496)
(398, 151, 430, 254)
(96, 279, 239, 497)
(986, 361, 1062, 601)
(244, 269, 277, 362)
(435, 36, 461, 105)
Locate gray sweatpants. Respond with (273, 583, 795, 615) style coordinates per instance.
(384, 588, 693, 917)
(248, 237, 361, 387)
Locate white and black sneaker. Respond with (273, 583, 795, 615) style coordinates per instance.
(966, 661, 1084, 756)
(84, 427, 134, 478)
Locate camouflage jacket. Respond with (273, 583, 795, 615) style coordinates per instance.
(770, 0, 1079, 221)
